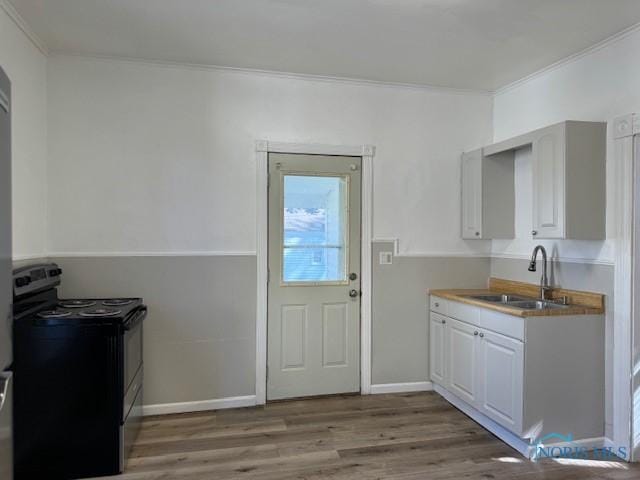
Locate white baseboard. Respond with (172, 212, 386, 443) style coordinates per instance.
(434, 385, 607, 459)
(143, 395, 256, 416)
(370, 381, 433, 394)
(435, 385, 531, 457)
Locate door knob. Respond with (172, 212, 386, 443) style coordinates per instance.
(532, 230, 538, 236)
(349, 272, 358, 281)
(349, 289, 359, 298)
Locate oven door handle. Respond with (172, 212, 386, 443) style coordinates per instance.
(124, 306, 147, 331)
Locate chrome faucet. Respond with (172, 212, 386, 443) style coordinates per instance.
(528, 245, 550, 300)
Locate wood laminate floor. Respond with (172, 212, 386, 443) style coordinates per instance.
(101, 392, 640, 479)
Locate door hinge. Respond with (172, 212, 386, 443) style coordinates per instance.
(267, 268, 270, 283)
(267, 173, 271, 189)
(266, 365, 269, 380)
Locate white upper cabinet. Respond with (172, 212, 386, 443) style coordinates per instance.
(532, 121, 606, 239)
(461, 150, 483, 239)
(478, 120, 606, 240)
(461, 149, 515, 239)
(531, 124, 565, 238)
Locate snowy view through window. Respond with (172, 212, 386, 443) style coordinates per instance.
(283, 175, 347, 282)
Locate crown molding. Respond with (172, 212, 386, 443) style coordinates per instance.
(495, 21, 640, 95)
(0, 0, 48, 55)
(49, 52, 493, 97)
(3, 1, 639, 98)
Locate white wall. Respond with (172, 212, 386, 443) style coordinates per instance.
(0, 6, 47, 258)
(492, 26, 640, 263)
(47, 55, 493, 256)
(492, 25, 640, 442)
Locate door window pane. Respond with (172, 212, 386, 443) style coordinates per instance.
(282, 175, 348, 283)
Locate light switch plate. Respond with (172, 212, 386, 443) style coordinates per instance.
(379, 251, 393, 265)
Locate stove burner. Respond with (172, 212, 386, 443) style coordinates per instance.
(102, 299, 133, 307)
(37, 310, 72, 319)
(59, 300, 96, 308)
(79, 308, 122, 318)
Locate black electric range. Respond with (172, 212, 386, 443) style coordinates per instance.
(12, 263, 146, 479)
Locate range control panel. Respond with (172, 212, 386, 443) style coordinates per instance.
(13, 263, 62, 298)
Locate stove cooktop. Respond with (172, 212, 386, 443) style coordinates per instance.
(31, 297, 143, 324)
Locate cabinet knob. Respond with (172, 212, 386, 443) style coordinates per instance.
(434, 302, 439, 307)
(475, 232, 480, 237)
(441, 319, 446, 324)
(479, 333, 484, 338)
(532, 230, 538, 236)
(474, 331, 479, 336)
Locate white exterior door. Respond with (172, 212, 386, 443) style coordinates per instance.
(267, 153, 361, 400)
(477, 330, 524, 433)
(532, 124, 565, 239)
(447, 318, 479, 406)
(429, 313, 447, 386)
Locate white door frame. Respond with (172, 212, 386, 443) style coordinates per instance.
(255, 140, 375, 405)
(612, 113, 639, 460)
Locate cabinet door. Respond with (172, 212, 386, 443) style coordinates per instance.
(477, 330, 524, 434)
(532, 124, 565, 238)
(429, 313, 447, 386)
(461, 150, 482, 239)
(446, 318, 479, 406)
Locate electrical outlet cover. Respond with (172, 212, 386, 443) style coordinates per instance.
(379, 251, 393, 265)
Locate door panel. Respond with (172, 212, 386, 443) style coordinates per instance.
(532, 125, 565, 238)
(461, 150, 482, 239)
(322, 303, 348, 367)
(447, 318, 478, 406)
(281, 305, 307, 370)
(478, 331, 524, 433)
(429, 313, 447, 386)
(267, 154, 361, 400)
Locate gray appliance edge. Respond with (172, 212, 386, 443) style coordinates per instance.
(0, 65, 13, 479)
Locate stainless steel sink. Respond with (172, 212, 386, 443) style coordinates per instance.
(463, 294, 570, 310)
(508, 300, 569, 310)
(465, 294, 529, 304)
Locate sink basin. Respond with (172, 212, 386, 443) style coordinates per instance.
(508, 300, 569, 310)
(465, 294, 529, 304)
(463, 294, 570, 310)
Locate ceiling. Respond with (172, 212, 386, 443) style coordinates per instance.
(10, 0, 640, 91)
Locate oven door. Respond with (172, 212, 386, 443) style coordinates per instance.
(123, 307, 145, 396)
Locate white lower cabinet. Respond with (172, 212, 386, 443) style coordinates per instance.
(477, 330, 523, 433)
(446, 317, 481, 406)
(429, 295, 605, 456)
(431, 312, 522, 431)
(429, 313, 447, 386)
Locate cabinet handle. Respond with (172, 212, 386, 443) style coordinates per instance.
(479, 332, 484, 338)
(441, 319, 446, 324)
(474, 331, 479, 336)
(532, 230, 538, 236)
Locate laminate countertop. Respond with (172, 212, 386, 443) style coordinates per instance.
(429, 278, 605, 318)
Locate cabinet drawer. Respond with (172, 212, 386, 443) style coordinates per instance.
(479, 309, 524, 341)
(448, 301, 480, 325)
(430, 296, 448, 315)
